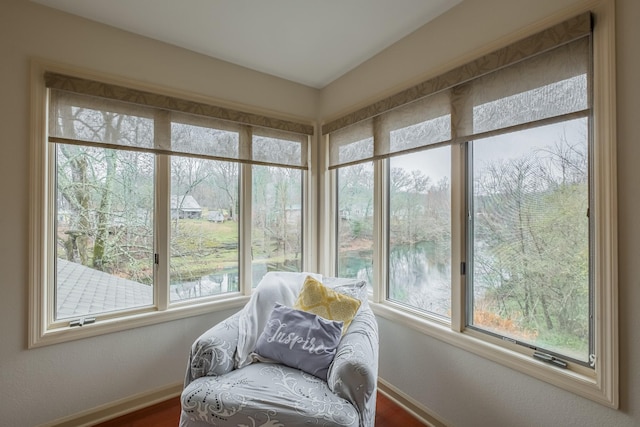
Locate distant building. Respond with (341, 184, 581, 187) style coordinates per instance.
(285, 204, 301, 224)
(171, 195, 202, 219)
(207, 210, 224, 222)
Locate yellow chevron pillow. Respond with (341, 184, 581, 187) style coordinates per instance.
(294, 276, 362, 334)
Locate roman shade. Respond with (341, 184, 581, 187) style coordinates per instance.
(324, 12, 592, 169)
(46, 73, 312, 169)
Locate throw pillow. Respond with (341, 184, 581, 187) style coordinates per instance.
(254, 303, 343, 380)
(323, 277, 369, 307)
(294, 276, 362, 334)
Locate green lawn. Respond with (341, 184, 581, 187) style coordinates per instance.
(170, 219, 239, 281)
(169, 218, 300, 279)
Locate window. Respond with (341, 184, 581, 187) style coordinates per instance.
(55, 144, 155, 319)
(326, 7, 617, 407)
(469, 119, 590, 363)
(31, 71, 311, 345)
(170, 157, 240, 301)
(461, 31, 593, 364)
(252, 164, 303, 285)
(388, 148, 451, 318)
(336, 162, 374, 285)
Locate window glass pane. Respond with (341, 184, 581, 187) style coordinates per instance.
(171, 120, 239, 159)
(456, 38, 590, 137)
(253, 136, 301, 167)
(50, 90, 155, 149)
(329, 119, 374, 168)
(252, 165, 303, 286)
(252, 128, 307, 168)
(336, 162, 374, 287)
(381, 90, 452, 156)
(470, 118, 589, 362)
(389, 114, 451, 153)
(472, 74, 587, 134)
(388, 148, 451, 317)
(170, 157, 239, 301)
(55, 145, 154, 319)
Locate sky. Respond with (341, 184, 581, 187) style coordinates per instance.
(391, 117, 588, 185)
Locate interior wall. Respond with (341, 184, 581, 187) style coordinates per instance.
(320, 0, 640, 426)
(0, 1, 318, 426)
(321, 0, 605, 120)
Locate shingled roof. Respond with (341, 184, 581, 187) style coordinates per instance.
(56, 259, 153, 319)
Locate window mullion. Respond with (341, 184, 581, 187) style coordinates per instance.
(239, 126, 252, 293)
(301, 159, 311, 272)
(155, 154, 170, 310)
(155, 111, 171, 310)
(373, 117, 386, 304)
(450, 82, 468, 332)
(327, 167, 338, 277)
(46, 134, 57, 328)
(450, 141, 465, 332)
(372, 157, 386, 304)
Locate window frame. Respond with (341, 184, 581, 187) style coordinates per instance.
(29, 62, 312, 347)
(465, 116, 593, 367)
(250, 163, 306, 286)
(333, 161, 376, 284)
(385, 146, 453, 320)
(327, 0, 617, 407)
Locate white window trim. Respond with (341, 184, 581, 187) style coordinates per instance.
(326, 0, 617, 408)
(28, 60, 312, 348)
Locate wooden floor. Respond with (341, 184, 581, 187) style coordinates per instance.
(94, 391, 426, 427)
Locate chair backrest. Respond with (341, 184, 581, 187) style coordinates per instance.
(235, 272, 370, 369)
(235, 271, 321, 368)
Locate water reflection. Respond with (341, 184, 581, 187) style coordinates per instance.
(389, 242, 450, 317)
(171, 271, 238, 301)
(338, 249, 374, 286)
(170, 260, 302, 301)
(340, 242, 451, 317)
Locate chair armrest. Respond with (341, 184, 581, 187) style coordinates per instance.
(184, 311, 240, 386)
(327, 307, 379, 427)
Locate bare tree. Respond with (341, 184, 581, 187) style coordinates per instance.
(473, 137, 589, 345)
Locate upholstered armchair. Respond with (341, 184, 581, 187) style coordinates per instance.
(179, 271, 379, 427)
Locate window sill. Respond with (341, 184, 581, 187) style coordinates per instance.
(370, 300, 615, 408)
(29, 294, 249, 348)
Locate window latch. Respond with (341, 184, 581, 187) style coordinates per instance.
(69, 317, 95, 328)
(533, 351, 568, 369)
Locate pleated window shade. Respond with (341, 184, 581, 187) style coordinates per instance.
(324, 12, 592, 169)
(328, 118, 375, 167)
(46, 74, 312, 169)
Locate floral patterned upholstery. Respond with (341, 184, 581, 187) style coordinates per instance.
(179, 272, 379, 427)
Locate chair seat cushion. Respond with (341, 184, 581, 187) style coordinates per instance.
(180, 363, 359, 427)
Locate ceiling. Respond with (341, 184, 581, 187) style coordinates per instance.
(31, 0, 461, 89)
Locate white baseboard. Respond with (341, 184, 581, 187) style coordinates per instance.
(377, 377, 450, 427)
(39, 378, 445, 427)
(38, 382, 183, 427)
